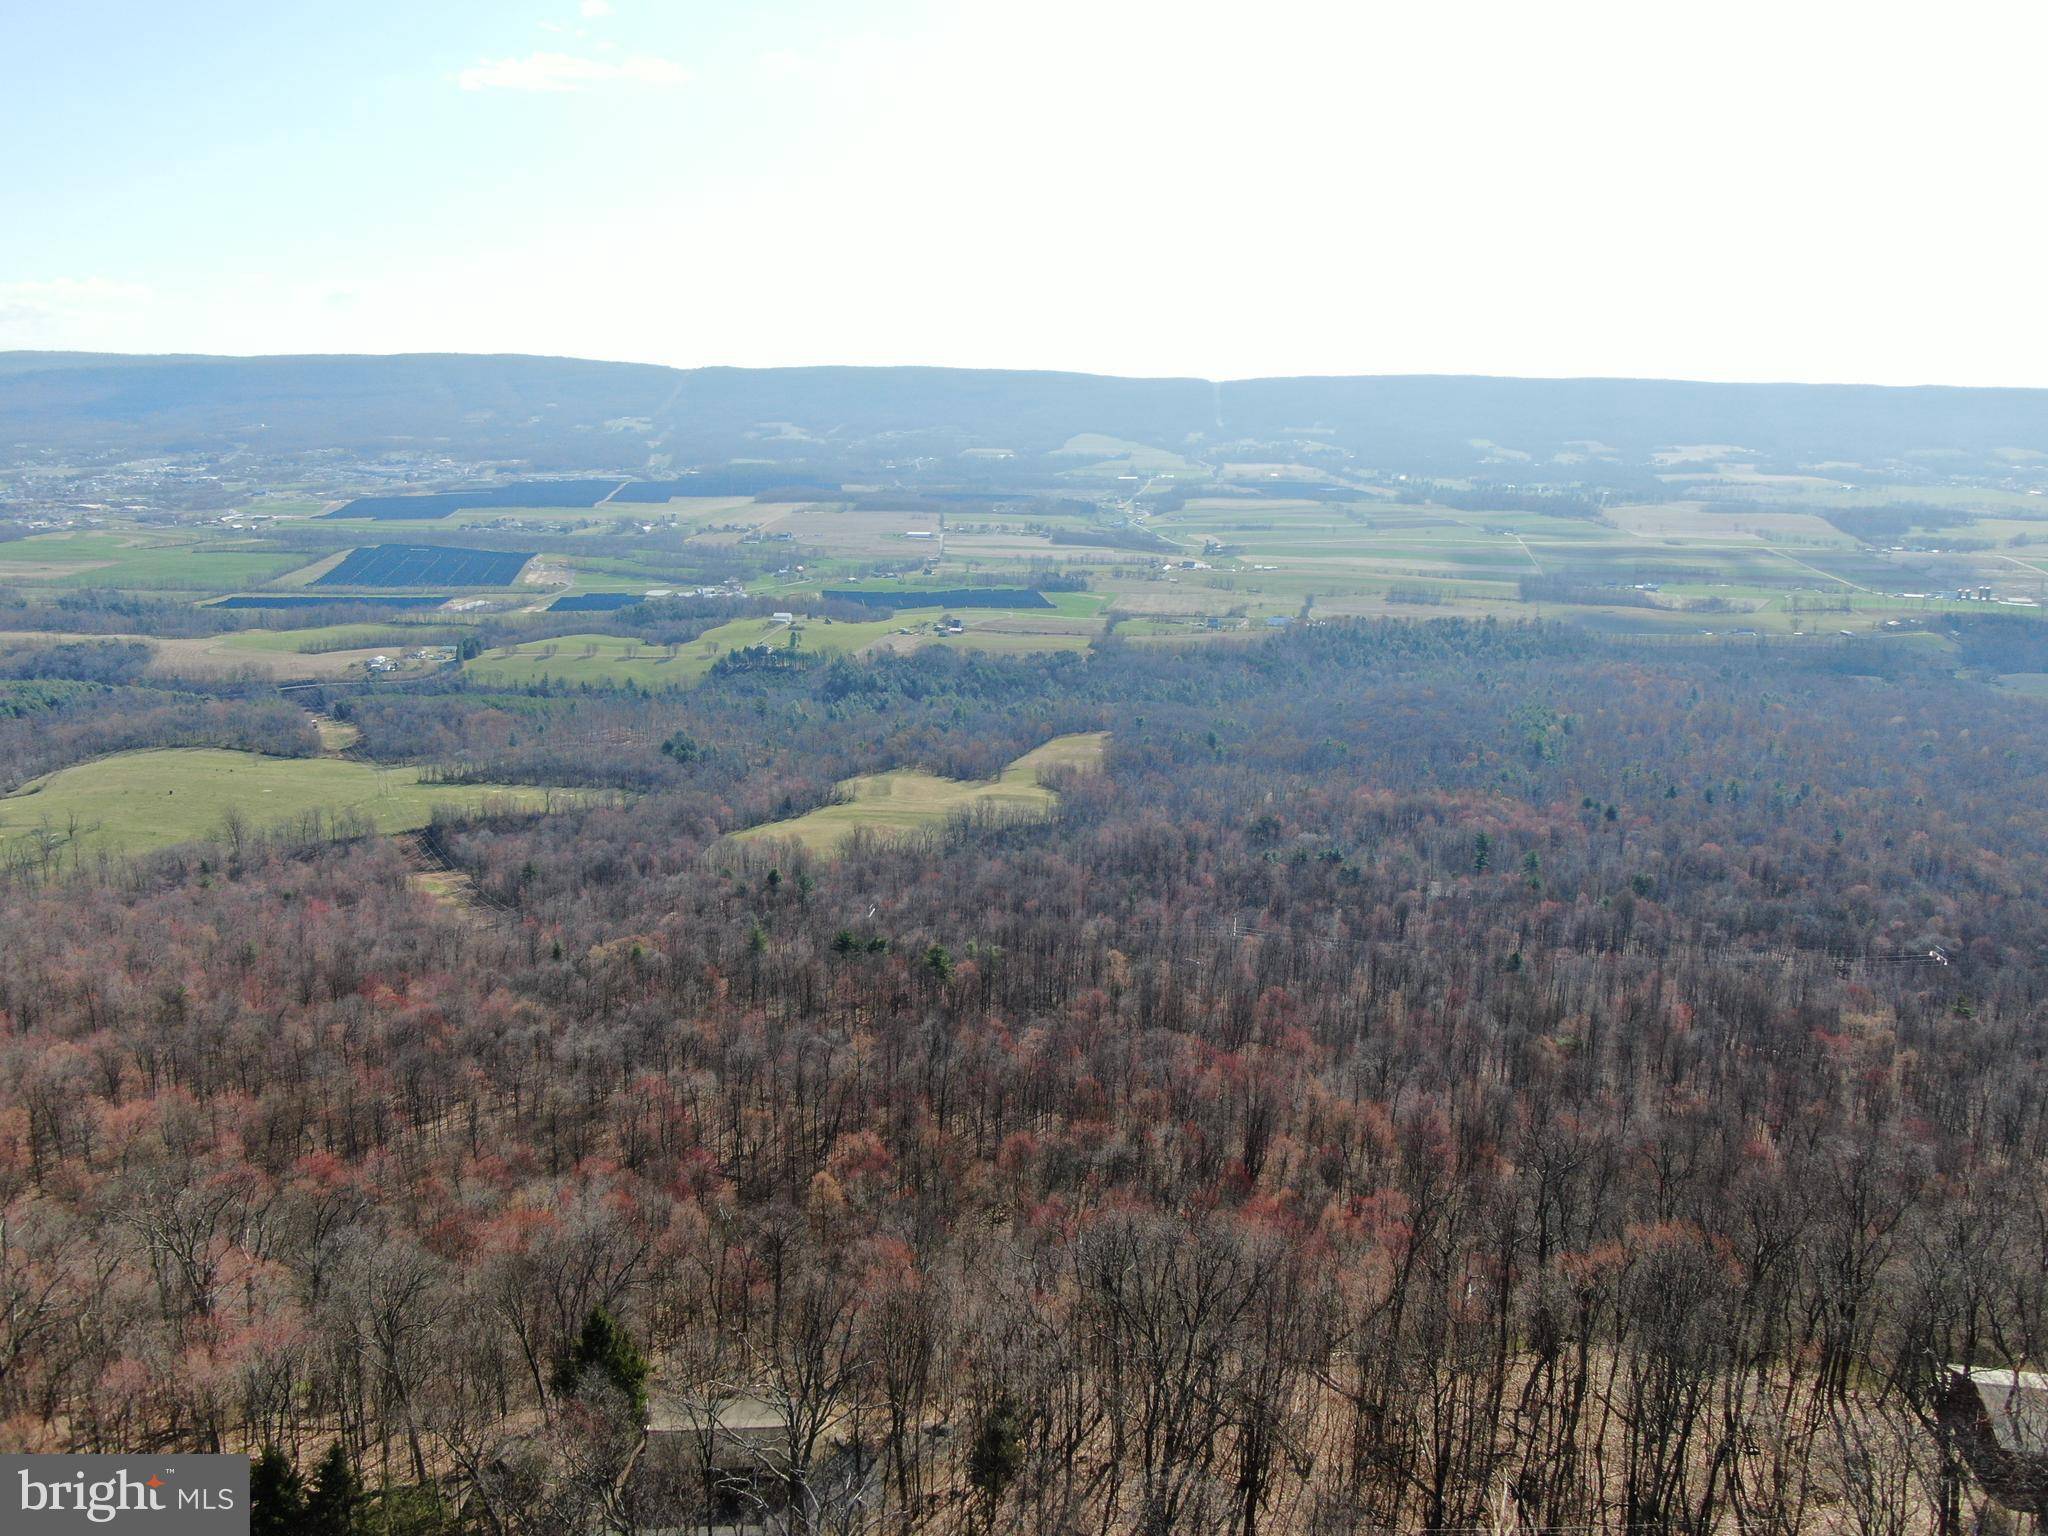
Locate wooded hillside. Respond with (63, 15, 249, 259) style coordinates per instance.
(1, 622, 2042, 1531)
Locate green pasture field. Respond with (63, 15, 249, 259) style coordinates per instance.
(894, 627, 1093, 655)
(466, 602, 1106, 688)
(795, 607, 1085, 657)
(947, 506, 1105, 531)
(1041, 591, 1114, 617)
(798, 584, 1110, 617)
(312, 506, 618, 530)
(1054, 434, 1202, 478)
(797, 598, 1105, 656)
(531, 552, 732, 598)
(464, 621, 789, 688)
(1947, 521, 2048, 547)
(1601, 502, 1855, 544)
(292, 497, 812, 549)
(460, 613, 914, 688)
(0, 748, 575, 860)
(732, 731, 1108, 856)
(1997, 673, 2048, 699)
(1695, 484, 2048, 514)
(0, 529, 314, 592)
(238, 495, 336, 518)
(791, 615, 928, 651)
(1111, 616, 1249, 637)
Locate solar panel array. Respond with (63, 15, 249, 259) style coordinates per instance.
(314, 545, 535, 588)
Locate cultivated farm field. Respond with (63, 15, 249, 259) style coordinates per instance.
(0, 529, 313, 591)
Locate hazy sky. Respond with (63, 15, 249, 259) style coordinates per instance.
(4, 0, 2043, 385)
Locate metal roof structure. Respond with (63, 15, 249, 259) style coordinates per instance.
(1940, 1365, 2048, 1514)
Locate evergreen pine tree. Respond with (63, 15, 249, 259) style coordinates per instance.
(967, 1393, 1025, 1522)
(250, 1445, 306, 1536)
(554, 1305, 650, 1420)
(304, 1441, 361, 1536)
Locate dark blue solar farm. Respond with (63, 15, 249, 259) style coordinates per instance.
(823, 587, 1052, 611)
(324, 480, 626, 519)
(315, 545, 535, 588)
(210, 593, 451, 610)
(549, 592, 649, 612)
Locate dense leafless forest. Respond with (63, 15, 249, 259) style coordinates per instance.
(5, 620, 2048, 1532)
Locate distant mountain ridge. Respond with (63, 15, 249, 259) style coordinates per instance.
(2, 351, 2043, 481)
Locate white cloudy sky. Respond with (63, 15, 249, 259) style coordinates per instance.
(3, 0, 2044, 384)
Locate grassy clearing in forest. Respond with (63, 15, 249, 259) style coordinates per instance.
(462, 608, 1098, 689)
(462, 620, 793, 688)
(732, 731, 1107, 856)
(0, 748, 572, 860)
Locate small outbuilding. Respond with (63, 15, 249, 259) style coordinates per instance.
(1939, 1366, 2048, 1516)
(620, 1390, 854, 1532)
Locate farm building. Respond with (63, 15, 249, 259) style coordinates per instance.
(1939, 1366, 2048, 1515)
